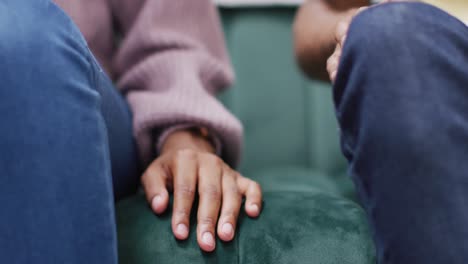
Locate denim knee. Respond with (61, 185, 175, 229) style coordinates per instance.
(348, 3, 424, 49)
(335, 2, 468, 157)
(0, 0, 93, 97)
(335, 1, 468, 108)
(343, 2, 465, 65)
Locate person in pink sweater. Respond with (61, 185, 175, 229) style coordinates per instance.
(0, 0, 262, 262)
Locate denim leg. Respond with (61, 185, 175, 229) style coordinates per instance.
(97, 61, 141, 201)
(0, 0, 137, 263)
(334, 2, 468, 263)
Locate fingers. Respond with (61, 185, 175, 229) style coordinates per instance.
(335, 6, 368, 48)
(334, 21, 349, 47)
(196, 154, 223, 252)
(330, 15, 350, 84)
(217, 170, 242, 242)
(171, 150, 198, 240)
(144, 148, 264, 252)
(237, 176, 262, 218)
(142, 162, 170, 215)
(327, 44, 341, 83)
(330, 5, 368, 84)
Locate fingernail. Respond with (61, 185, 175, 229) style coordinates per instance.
(152, 195, 162, 210)
(250, 204, 260, 215)
(177, 224, 189, 237)
(202, 232, 215, 247)
(222, 223, 233, 237)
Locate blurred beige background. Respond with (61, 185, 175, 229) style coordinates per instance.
(425, 0, 468, 23)
(215, 0, 468, 23)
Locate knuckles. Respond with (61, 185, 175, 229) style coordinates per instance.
(198, 216, 217, 227)
(175, 149, 198, 162)
(172, 149, 224, 169)
(250, 181, 262, 194)
(199, 184, 222, 199)
(173, 208, 191, 219)
(174, 184, 196, 197)
(225, 185, 242, 198)
(221, 212, 237, 221)
(200, 153, 223, 167)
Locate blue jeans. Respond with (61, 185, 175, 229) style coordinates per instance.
(0, 1, 139, 263)
(335, 2, 468, 263)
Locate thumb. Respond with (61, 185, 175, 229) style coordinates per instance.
(141, 161, 170, 215)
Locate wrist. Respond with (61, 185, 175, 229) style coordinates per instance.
(161, 127, 216, 155)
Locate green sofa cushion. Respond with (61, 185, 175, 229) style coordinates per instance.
(251, 166, 357, 202)
(117, 168, 375, 264)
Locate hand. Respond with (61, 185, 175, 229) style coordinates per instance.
(326, 6, 368, 83)
(326, 0, 407, 82)
(141, 129, 262, 252)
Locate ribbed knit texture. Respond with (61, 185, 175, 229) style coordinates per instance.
(214, 0, 303, 6)
(54, 0, 242, 167)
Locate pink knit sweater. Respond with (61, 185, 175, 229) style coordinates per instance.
(54, 0, 242, 167)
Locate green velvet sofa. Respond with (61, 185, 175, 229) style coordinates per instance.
(116, 7, 376, 264)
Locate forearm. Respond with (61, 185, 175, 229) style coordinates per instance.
(293, 0, 368, 80)
(110, 0, 242, 167)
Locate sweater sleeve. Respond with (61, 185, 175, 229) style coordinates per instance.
(109, 0, 243, 167)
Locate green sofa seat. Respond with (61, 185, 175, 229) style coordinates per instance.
(116, 7, 375, 264)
